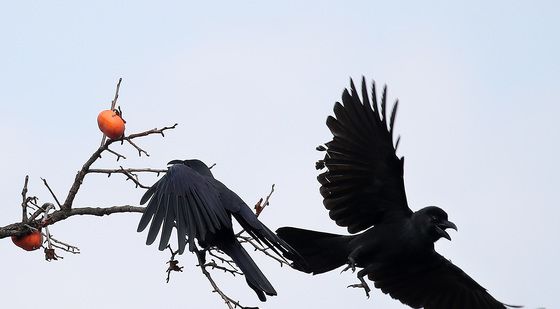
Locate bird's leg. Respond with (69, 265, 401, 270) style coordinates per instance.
(341, 256, 357, 273)
(341, 247, 361, 273)
(347, 268, 372, 299)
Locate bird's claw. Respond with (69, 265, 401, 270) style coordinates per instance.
(341, 258, 357, 273)
(347, 281, 371, 299)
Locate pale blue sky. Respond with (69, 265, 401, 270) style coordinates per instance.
(0, 1, 558, 308)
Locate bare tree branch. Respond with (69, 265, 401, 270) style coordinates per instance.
(41, 203, 58, 261)
(237, 235, 291, 267)
(88, 168, 167, 176)
(88, 167, 166, 189)
(46, 205, 145, 224)
(100, 78, 122, 147)
(3, 78, 286, 309)
(105, 148, 126, 161)
(118, 167, 151, 189)
(125, 138, 149, 157)
(204, 260, 243, 276)
(236, 184, 276, 237)
(3, 82, 175, 240)
(254, 184, 275, 217)
(166, 245, 183, 283)
(62, 124, 177, 211)
(0, 205, 144, 239)
(48, 234, 80, 254)
(125, 124, 178, 140)
(208, 250, 240, 273)
(195, 249, 258, 309)
(21, 175, 29, 222)
(41, 178, 62, 208)
(28, 203, 52, 224)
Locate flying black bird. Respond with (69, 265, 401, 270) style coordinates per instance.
(277, 78, 519, 309)
(137, 159, 294, 301)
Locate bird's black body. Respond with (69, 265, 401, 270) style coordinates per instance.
(138, 159, 295, 301)
(277, 78, 518, 309)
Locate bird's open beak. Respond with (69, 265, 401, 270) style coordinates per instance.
(436, 220, 458, 241)
(167, 160, 183, 165)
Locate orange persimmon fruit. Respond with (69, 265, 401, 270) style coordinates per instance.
(97, 109, 125, 139)
(11, 230, 43, 251)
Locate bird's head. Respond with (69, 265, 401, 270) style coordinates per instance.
(167, 159, 214, 177)
(413, 206, 457, 242)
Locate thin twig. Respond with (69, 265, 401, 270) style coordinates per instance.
(28, 203, 50, 223)
(110, 78, 122, 110)
(88, 168, 167, 176)
(88, 167, 166, 189)
(21, 175, 29, 222)
(255, 184, 275, 217)
(41, 204, 58, 261)
(166, 245, 183, 283)
(208, 250, 239, 272)
(125, 124, 178, 139)
(204, 260, 243, 276)
(236, 184, 275, 237)
(100, 78, 122, 147)
(105, 148, 126, 161)
(48, 235, 80, 254)
(117, 166, 150, 189)
(41, 178, 62, 208)
(125, 139, 149, 157)
(195, 249, 258, 309)
(237, 235, 291, 267)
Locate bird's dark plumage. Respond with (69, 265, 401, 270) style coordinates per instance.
(318, 79, 411, 233)
(277, 78, 519, 308)
(138, 159, 294, 301)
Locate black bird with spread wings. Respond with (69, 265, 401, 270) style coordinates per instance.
(277, 78, 519, 309)
(137, 159, 294, 301)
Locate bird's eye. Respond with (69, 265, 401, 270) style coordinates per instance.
(431, 216, 437, 222)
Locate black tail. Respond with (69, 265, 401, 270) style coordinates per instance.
(220, 240, 276, 302)
(276, 227, 351, 274)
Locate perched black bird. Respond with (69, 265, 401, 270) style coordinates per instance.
(277, 78, 519, 309)
(137, 159, 294, 301)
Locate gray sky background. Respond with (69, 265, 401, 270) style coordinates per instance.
(0, 1, 558, 308)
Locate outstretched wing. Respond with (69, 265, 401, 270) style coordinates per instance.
(137, 164, 231, 254)
(217, 182, 298, 257)
(317, 77, 412, 233)
(369, 253, 519, 309)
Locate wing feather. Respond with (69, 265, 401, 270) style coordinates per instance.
(369, 253, 517, 309)
(217, 183, 298, 257)
(137, 181, 162, 232)
(175, 195, 187, 253)
(146, 191, 168, 245)
(137, 164, 227, 252)
(318, 78, 412, 233)
(187, 187, 208, 241)
(159, 194, 176, 250)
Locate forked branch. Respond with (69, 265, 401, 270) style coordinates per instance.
(1, 79, 177, 240)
